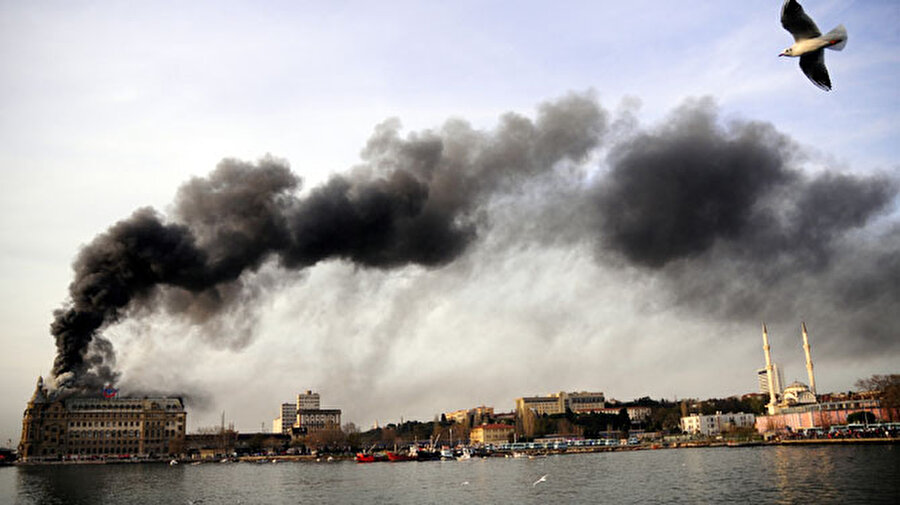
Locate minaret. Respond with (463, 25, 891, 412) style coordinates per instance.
(801, 322, 816, 396)
(762, 323, 778, 415)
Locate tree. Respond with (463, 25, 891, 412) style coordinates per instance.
(855, 374, 900, 421)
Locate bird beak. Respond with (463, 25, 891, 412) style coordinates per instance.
(778, 52, 785, 57)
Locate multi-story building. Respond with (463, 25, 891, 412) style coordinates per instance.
(444, 406, 494, 425)
(516, 391, 605, 418)
(18, 377, 186, 461)
(272, 403, 297, 435)
(757, 365, 784, 399)
(593, 406, 652, 422)
(566, 392, 607, 413)
(469, 424, 515, 446)
(680, 411, 756, 436)
(272, 390, 341, 435)
(296, 409, 342, 433)
(297, 391, 320, 410)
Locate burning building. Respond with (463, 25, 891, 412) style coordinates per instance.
(18, 377, 186, 462)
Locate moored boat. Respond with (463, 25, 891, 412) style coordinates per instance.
(386, 451, 415, 462)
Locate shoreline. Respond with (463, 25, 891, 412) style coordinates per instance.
(9, 437, 899, 466)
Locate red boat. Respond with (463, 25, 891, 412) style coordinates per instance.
(386, 451, 414, 462)
(356, 453, 376, 463)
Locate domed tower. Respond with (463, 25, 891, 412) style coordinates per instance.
(18, 376, 49, 459)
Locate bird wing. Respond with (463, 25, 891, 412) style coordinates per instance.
(799, 50, 831, 91)
(781, 0, 821, 41)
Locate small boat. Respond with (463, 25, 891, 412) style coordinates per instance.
(356, 453, 376, 463)
(169, 459, 179, 466)
(456, 448, 472, 461)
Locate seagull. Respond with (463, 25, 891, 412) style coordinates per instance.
(532, 474, 548, 487)
(779, 0, 847, 91)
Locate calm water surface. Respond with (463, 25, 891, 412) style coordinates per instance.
(2, 445, 898, 504)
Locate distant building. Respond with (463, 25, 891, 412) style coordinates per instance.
(755, 398, 897, 434)
(681, 411, 756, 436)
(516, 391, 605, 417)
(272, 403, 297, 435)
(271, 390, 341, 435)
(297, 409, 341, 433)
(469, 424, 515, 446)
(593, 406, 652, 422)
(566, 392, 607, 413)
(757, 365, 784, 399)
(18, 377, 186, 461)
(445, 406, 494, 425)
(297, 391, 320, 410)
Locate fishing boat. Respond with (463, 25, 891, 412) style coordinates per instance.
(386, 451, 415, 462)
(356, 452, 376, 463)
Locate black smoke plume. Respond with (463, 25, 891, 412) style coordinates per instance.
(49, 92, 607, 393)
(588, 98, 898, 353)
(47, 92, 899, 394)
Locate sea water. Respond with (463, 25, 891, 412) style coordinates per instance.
(2, 445, 898, 504)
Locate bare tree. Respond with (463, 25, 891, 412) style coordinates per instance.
(855, 374, 900, 422)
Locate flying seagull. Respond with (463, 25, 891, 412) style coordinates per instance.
(779, 0, 847, 91)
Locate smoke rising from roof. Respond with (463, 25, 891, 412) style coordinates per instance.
(47, 92, 898, 398)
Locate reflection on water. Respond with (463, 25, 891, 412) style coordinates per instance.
(3, 445, 898, 505)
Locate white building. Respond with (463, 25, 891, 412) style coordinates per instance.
(757, 365, 784, 399)
(272, 402, 297, 435)
(681, 411, 756, 436)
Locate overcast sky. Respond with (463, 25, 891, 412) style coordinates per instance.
(1, 1, 899, 443)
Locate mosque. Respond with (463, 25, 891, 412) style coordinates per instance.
(754, 323, 892, 434)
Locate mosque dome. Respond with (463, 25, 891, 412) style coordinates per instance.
(782, 381, 817, 405)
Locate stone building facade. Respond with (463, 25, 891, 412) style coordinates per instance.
(18, 377, 186, 461)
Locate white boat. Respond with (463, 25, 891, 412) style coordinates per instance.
(456, 448, 472, 461)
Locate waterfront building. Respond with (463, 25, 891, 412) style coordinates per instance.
(760, 323, 818, 415)
(272, 390, 342, 435)
(680, 411, 756, 436)
(753, 323, 900, 434)
(296, 409, 342, 433)
(272, 403, 297, 435)
(469, 424, 515, 446)
(754, 398, 897, 433)
(515, 391, 605, 417)
(18, 377, 186, 461)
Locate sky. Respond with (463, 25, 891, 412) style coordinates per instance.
(1, 1, 899, 444)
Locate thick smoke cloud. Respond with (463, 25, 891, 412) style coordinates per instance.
(593, 99, 896, 270)
(49, 92, 607, 393)
(47, 92, 899, 396)
(589, 98, 898, 353)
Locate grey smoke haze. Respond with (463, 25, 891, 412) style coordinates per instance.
(49, 92, 607, 393)
(589, 98, 898, 354)
(47, 92, 898, 399)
